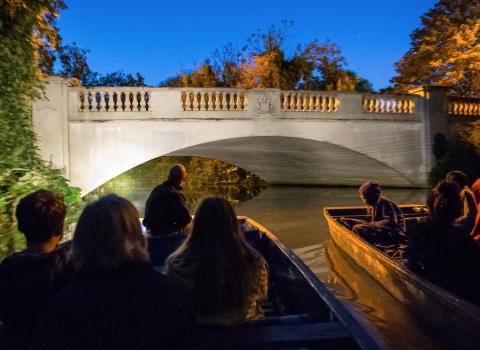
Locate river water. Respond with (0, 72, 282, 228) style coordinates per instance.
(100, 184, 445, 350)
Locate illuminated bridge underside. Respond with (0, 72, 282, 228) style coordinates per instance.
(170, 137, 414, 187)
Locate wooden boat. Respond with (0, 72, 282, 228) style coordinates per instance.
(0, 216, 380, 350)
(324, 205, 480, 350)
(191, 216, 382, 349)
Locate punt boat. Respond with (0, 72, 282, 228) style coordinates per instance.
(324, 205, 480, 350)
(191, 216, 382, 349)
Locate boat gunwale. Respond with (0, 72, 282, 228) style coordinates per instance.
(239, 215, 383, 350)
(322, 205, 480, 324)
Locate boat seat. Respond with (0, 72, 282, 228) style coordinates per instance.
(197, 321, 353, 349)
(252, 313, 313, 326)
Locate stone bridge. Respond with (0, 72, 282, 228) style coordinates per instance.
(32, 77, 480, 195)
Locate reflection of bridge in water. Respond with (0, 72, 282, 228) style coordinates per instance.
(33, 77, 480, 195)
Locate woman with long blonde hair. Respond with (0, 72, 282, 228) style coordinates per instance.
(166, 197, 268, 326)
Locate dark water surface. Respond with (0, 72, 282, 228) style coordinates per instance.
(101, 184, 446, 350)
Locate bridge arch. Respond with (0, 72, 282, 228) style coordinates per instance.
(79, 136, 418, 195)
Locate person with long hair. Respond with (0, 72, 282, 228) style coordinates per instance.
(407, 181, 480, 303)
(166, 197, 268, 326)
(34, 194, 194, 350)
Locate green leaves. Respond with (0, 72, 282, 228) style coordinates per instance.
(0, 0, 80, 260)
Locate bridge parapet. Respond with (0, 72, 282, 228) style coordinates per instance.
(280, 91, 339, 112)
(362, 94, 415, 114)
(448, 96, 480, 116)
(68, 85, 425, 121)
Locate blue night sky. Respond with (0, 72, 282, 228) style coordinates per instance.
(57, 0, 438, 90)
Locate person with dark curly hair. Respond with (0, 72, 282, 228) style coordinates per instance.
(407, 181, 480, 304)
(0, 190, 73, 349)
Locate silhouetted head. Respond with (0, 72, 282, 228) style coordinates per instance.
(168, 164, 187, 187)
(16, 190, 66, 247)
(359, 181, 381, 205)
(427, 180, 462, 225)
(73, 194, 149, 272)
(446, 170, 467, 189)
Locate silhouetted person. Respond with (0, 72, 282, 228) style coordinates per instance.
(166, 197, 268, 326)
(33, 194, 194, 350)
(407, 181, 480, 303)
(445, 170, 477, 233)
(0, 190, 73, 349)
(144, 164, 192, 266)
(340, 181, 406, 245)
(471, 179, 480, 241)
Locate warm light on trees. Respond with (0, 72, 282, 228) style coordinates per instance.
(392, 0, 480, 97)
(161, 21, 373, 92)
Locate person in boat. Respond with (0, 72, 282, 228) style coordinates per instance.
(166, 197, 268, 326)
(33, 194, 194, 350)
(406, 181, 480, 303)
(445, 170, 477, 233)
(340, 181, 406, 245)
(143, 164, 192, 266)
(0, 190, 73, 349)
(472, 179, 480, 241)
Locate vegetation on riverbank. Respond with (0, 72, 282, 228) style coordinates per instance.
(0, 1, 81, 259)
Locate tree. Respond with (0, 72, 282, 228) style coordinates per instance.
(161, 21, 373, 92)
(0, 0, 81, 258)
(391, 0, 480, 96)
(57, 42, 91, 83)
(84, 71, 146, 87)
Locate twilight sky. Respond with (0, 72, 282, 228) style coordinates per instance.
(57, 0, 438, 90)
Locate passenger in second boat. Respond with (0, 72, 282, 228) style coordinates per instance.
(406, 180, 480, 304)
(445, 170, 477, 233)
(166, 197, 269, 326)
(340, 180, 406, 245)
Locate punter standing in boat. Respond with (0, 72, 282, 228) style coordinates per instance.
(340, 181, 406, 245)
(143, 164, 192, 265)
(445, 170, 477, 233)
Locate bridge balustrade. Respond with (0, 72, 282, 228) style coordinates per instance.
(280, 92, 338, 112)
(448, 96, 480, 116)
(181, 90, 247, 112)
(77, 88, 152, 112)
(362, 94, 415, 114)
(68, 85, 480, 121)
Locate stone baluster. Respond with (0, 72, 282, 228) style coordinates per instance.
(203, 92, 210, 111)
(211, 92, 217, 111)
(232, 93, 238, 111)
(79, 92, 85, 112)
(314, 95, 320, 112)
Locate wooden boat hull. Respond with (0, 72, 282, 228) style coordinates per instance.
(324, 206, 480, 350)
